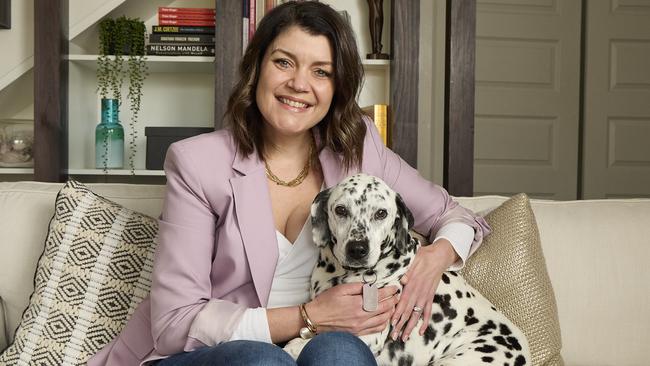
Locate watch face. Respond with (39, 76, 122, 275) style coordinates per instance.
(300, 327, 314, 339)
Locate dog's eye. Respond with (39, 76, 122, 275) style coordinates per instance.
(334, 205, 348, 217)
(374, 209, 388, 220)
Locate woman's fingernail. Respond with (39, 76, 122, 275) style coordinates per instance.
(391, 332, 397, 341)
(391, 318, 397, 326)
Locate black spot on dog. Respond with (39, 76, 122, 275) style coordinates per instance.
(386, 339, 405, 360)
(481, 356, 494, 362)
(443, 322, 452, 335)
(443, 343, 451, 353)
(433, 294, 457, 320)
(466, 291, 472, 298)
(506, 336, 523, 351)
(500, 323, 512, 336)
(514, 355, 526, 366)
(448, 271, 459, 277)
(432, 313, 443, 323)
(326, 264, 336, 273)
(423, 325, 437, 345)
(475, 344, 497, 353)
(402, 257, 411, 267)
(441, 273, 450, 284)
(465, 307, 479, 326)
(329, 277, 339, 287)
(478, 320, 497, 336)
(505, 352, 513, 359)
(386, 262, 402, 273)
(455, 290, 463, 298)
(398, 354, 414, 366)
(472, 338, 486, 344)
(491, 306, 497, 311)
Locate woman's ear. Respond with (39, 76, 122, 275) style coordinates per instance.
(311, 188, 332, 248)
(393, 193, 414, 254)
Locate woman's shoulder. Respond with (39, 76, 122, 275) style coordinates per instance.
(166, 129, 238, 173)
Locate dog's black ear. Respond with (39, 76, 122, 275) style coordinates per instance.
(311, 188, 332, 248)
(393, 193, 414, 254)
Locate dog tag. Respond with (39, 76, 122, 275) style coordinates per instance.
(362, 283, 378, 312)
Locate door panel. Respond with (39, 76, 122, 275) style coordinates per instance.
(474, 0, 582, 199)
(583, 0, 650, 198)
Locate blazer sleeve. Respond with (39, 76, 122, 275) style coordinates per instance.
(363, 117, 491, 258)
(150, 143, 246, 356)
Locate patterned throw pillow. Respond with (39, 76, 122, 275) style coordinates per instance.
(460, 193, 564, 366)
(0, 180, 158, 365)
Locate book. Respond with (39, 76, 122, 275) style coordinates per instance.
(148, 33, 215, 44)
(159, 19, 216, 26)
(146, 44, 215, 56)
(152, 25, 215, 34)
(159, 13, 215, 21)
(362, 104, 390, 147)
(158, 7, 215, 14)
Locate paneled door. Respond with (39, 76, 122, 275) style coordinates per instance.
(582, 0, 650, 199)
(473, 0, 582, 199)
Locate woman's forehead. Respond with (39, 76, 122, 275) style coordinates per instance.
(268, 26, 333, 63)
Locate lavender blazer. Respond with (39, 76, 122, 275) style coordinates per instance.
(88, 118, 490, 365)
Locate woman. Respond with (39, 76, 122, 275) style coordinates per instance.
(89, 2, 489, 365)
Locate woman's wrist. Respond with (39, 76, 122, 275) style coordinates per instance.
(425, 238, 459, 269)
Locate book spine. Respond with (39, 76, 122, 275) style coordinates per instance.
(146, 44, 215, 56)
(148, 33, 215, 44)
(249, 0, 256, 41)
(159, 13, 215, 21)
(158, 7, 215, 14)
(363, 104, 390, 147)
(159, 19, 216, 26)
(152, 25, 216, 34)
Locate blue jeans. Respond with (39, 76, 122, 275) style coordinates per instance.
(156, 331, 377, 366)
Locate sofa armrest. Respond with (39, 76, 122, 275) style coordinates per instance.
(0, 296, 7, 352)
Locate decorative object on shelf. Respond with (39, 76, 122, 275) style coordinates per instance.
(366, 0, 389, 60)
(95, 99, 125, 170)
(144, 126, 213, 170)
(362, 104, 390, 147)
(0, 119, 33, 167)
(97, 15, 147, 174)
(0, 0, 10, 29)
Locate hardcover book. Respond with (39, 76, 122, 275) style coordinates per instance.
(159, 13, 215, 21)
(152, 25, 215, 34)
(159, 19, 215, 26)
(148, 33, 215, 44)
(158, 7, 216, 14)
(146, 44, 215, 56)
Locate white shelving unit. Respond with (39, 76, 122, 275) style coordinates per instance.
(61, 0, 390, 181)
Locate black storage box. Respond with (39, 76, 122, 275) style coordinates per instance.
(145, 127, 214, 170)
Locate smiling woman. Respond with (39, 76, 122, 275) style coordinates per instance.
(87, 2, 490, 366)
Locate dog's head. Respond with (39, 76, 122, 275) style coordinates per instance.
(311, 173, 414, 269)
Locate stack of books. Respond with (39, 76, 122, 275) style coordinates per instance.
(146, 6, 216, 57)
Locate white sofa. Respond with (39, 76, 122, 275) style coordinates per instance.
(0, 181, 648, 366)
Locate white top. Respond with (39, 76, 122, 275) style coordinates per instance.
(228, 220, 475, 343)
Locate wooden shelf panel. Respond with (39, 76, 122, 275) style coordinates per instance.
(0, 168, 35, 174)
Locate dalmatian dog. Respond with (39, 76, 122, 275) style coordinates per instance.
(283, 174, 530, 366)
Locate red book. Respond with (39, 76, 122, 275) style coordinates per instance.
(249, 0, 256, 41)
(159, 19, 216, 26)
(159, 13, 215, 21)
(159, 7, 215, 14)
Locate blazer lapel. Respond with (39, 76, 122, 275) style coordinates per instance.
(230, 150, 277, 307)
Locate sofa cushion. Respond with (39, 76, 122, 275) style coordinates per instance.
(460, 193, 563, 366)
(0, 297, 6, 352)
(0, 180, 159, 365)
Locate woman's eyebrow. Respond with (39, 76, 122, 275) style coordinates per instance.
(271, 48, 333, 67)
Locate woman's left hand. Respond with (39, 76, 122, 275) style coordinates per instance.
(390, 238, 459, 341)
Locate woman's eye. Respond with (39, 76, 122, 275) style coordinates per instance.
(334, 205, 348, 217)
(374, 209, 387, 220)
(315, 69, 332, 78)
(274, 59, 291, 68)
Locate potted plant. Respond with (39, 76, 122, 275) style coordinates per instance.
(96, 16, 147, 173)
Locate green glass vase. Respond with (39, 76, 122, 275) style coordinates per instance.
(95, 98, 124, 169)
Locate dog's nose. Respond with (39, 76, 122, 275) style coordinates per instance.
(346, 240, 369, 260)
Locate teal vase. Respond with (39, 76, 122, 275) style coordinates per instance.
(95, 98, 124, 169)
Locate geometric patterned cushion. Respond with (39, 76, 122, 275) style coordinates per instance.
(0, 180, 158, 365)
(460, 193, 564, 366)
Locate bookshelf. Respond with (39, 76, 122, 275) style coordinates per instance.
(33, 0, 421, 183)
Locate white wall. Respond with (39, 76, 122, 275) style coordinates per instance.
(0, 0, 34, 92)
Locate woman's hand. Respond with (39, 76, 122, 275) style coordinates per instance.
(390, 239, 458, 341)
(307, 283, 399, 336)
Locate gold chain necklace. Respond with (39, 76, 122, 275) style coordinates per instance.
(265, 141, 314, 187)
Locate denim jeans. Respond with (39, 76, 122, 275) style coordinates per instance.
(155, 331, 377, 366)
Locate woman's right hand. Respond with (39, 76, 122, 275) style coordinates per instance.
(305, 283, 399, 336)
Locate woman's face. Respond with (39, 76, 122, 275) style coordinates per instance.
(256, 26, 335, 138)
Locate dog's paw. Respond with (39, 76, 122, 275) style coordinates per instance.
(283, 338, 309, 360)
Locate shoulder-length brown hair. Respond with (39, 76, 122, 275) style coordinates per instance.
(224, 0, 366, 171)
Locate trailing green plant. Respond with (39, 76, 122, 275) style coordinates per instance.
(96, 16, 148, 174)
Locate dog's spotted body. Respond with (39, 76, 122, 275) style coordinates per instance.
(283, 174, 531, 366)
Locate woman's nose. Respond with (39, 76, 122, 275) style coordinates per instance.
(287, 70, 309, 92)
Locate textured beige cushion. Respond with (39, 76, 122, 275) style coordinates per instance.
(460, 193, 563, 366)
(0, 181, 158, 365)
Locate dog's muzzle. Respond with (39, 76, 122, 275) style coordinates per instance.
(346, 239, 369, 261)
